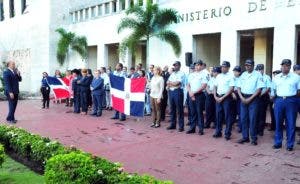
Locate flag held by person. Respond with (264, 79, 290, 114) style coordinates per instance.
(110, 75, 146, 117)
(46, 76, 70, 99)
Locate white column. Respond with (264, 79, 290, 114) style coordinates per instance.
(125, 0, 130, 9)
(110, 1, 114, 13)
(143, 0, 147, 6)
(98, 44, 107, 68)
(116, 0, 120, 12)
(15, 0, 22, 16)
(3, 0, 10, 19)
(220, 30, 239, 67)
(272, 25, 297, 71)
(72, 12, 76, 23)
(102, 3, 106, 15)
(134, 0, 138, 5)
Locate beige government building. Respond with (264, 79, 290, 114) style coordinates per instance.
(0, 0, 300, 92)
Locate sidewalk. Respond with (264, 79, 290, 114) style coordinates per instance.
(0, 100, 299, 184)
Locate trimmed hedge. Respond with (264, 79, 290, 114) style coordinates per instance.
(0, 125, 173, 184)
(0, 144, 4, 167)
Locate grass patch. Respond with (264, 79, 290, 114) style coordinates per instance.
(0, 154, 44, 184)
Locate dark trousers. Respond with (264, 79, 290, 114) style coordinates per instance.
(6, 93, 18, 121)
(240, 96, 259, 141)
(215, 96, 233, 137)
(189, 93, 205, 131)
(186, 94, 192, 123)
(80, 91, 88, 112)
(205, 94, 216, 126)
(41, 87, 50, 108)
(92, 94, 103, 116)
(269, 101, 276, 130)
(160, 90, 168, 121)
(257, 94, 269, 134)
(102, 94, 106, 108)
(232, 92, 241, 130)
(73, 92, 81, 113)
(274, 97, 298, 148)
(169, 89, 184, 129)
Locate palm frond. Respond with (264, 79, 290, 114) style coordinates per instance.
(117, 17, 139, 33)
(71, 36, 88, 59)
(153, 9, 178, 31)
(155, 30, 181, 57)
(126, 4, 144, 20)
(55, 28, 67, 36)
(119, 30, 145, 57)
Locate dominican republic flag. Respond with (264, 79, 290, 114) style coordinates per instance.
(110, 75, 146, 117)
(46, 76, 70, 99)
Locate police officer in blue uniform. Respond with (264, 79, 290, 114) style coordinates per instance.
(237, 59, 265, 145)
(232, 66, 242, 133)
(71, 69, 81, 114)
(186, 60, 208, 135)
(186, 63, 195, 126)
(213, 61, 235, 140)
(255, 64, 272, 136)
(272, 59, 300, 151)
(204, 66, 221, 129)
(166, 61, 186, 132)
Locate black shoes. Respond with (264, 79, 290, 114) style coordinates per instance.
(178, 128, 184, 132)
(272, 144, 282, 149)
(186, 129, 195, 134)
(150, 123, 156, 128)
(251, 141, 257, 146)
(204, 124, 210, 129)
(111, 117, 118, 120)
(120, 118, 126, 121)
(198, 131, 204, 135)
(225, 136, 231, 141)
(213, 133, 222, 138)
(166, 126, 176, 130)
(237, 138, 250, 144)
(287, 147, 294, 151)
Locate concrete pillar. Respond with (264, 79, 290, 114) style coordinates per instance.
(120, 49, 132, 68)
(125, 0, 130, 9)
(220, 30, 239, 67)
(72, 12, 76, 23)
(14, 0, 21, 16)
(254, 30, 267, 66)
(143, 0, 147, 6)
(273, 25, 297, 70)
(3, 0, 10, 19)
(98, 44, 107, 68)
(110, 1, 114, 14)
(102, 3, 106, 15)
(116, 0, 120, 12)
(134, 0, 138, 6)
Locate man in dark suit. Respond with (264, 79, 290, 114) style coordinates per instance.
(3, 61, 22, 123)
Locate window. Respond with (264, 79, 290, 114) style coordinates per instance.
(21, 0, 27, 14)
(91, 6, 96, 18)
(98, 5, 102, 16)
(112, 1, 117, 13)
(9, 0, 14, 18)
(85, 8, 89, 19)
(119, 0, 125, 10)
(105, 3, 109, 14)
(79, 10, 83, 21)
(0, 0, 4, 21)
(74, 11, 78, 22)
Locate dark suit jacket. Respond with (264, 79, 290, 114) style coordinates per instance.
(78, 76, 91, 93)
(3, 69, 22, 95)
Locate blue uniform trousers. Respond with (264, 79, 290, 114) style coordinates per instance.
(73, 92, 81, 113)
(205, 94, 216, 126)
(274, 96, 298, 148)
(257, 94, 270, 134)
(92, 94, 103, 116)
(189, 93, 205, 131)
(215, 96, 233, 137)
(186, 94, 192, 124)
(169, 89, 184, 129)
(240, 95, 259, 141)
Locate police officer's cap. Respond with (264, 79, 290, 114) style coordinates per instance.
(189, 64, 195, 69)
(221, 61, 230, 67)
(194, 59, 203, 66)
(233, 66, 241, 72)
(245, 59, 254, 66)
(281, 59, 292, 66)
(293, 64, 300, 71)
(212, 66, 221, 73)
(173, 61, 181, 66)
(255, 64, 264, 70)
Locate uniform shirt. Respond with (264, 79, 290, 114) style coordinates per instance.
(207, 77, 216, 92)
(188, 71, 208, 93)
(233, 76, 240, 91)
(261, 74, 272, 94)
(237, 70, 265, 95)
(272, 72, 300, 97)
(214, 72, 235, 95)
(168, 70, 185, 90)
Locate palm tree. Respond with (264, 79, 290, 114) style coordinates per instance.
(118, 0, 181, 66)
(56, 28, 88, 66)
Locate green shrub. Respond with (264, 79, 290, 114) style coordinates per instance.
(45, 152, 100, 184)
(0, 144, 4, 167)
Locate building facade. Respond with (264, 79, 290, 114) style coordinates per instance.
(0, 0, 300, 93)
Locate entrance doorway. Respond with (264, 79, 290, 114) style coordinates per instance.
(193, 33, 221, 68)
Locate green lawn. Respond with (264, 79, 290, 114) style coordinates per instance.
(0, 155, 44, 184)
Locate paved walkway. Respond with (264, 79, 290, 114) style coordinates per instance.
(0, 100, 299, 184)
